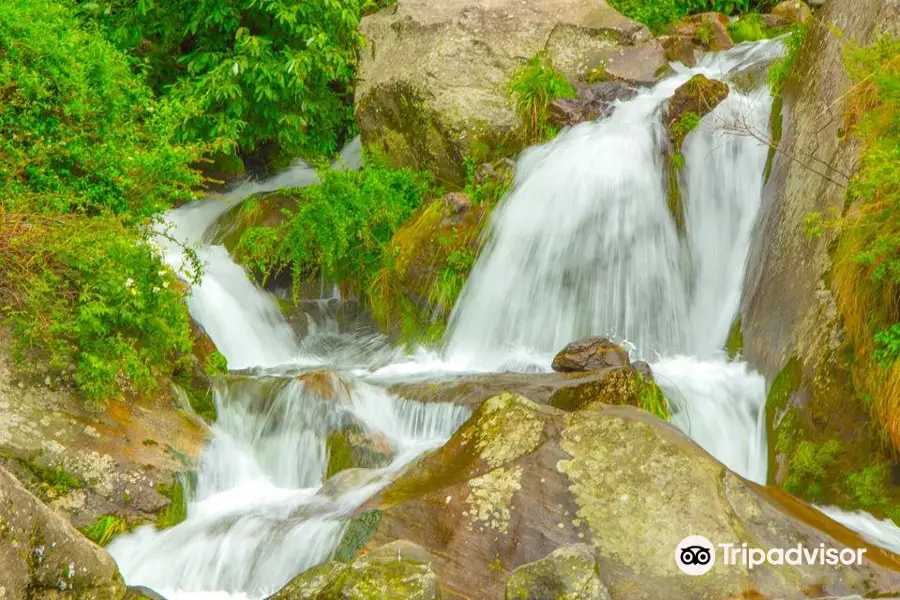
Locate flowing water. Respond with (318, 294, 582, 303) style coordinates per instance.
(109, 39, 899, 598)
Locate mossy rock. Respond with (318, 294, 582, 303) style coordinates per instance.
(664, 74, 730, 151)
(267, 540, 440, 600)
(372, 194, 489, 341)
(505, 545, 610, 600)
(363, 393, 900, 599)
(666, 12, 734, 52)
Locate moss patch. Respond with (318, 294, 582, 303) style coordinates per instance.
(725, 316, 744, 358)
(155, 474, 191, 530)
(334, 509, 382, 562)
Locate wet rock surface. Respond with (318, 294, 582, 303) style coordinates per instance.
(551, 336, 631, 372)
(548, 82, 638, 127)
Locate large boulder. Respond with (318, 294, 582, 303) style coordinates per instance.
(771, 0, 814, 24)
(355, 0, 667, 187)
(664, 74, 730, 151)
(665, 12, 734, 52)
(505, 544, 610, 600)
(358, 393, 900, 599)
(268, 540, 440, 600)
(0, 464, 127, 599)
(741, 0, 900, 515)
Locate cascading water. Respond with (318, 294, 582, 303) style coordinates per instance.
(108, 39, 900, 599)
(442, 40, 783, 484)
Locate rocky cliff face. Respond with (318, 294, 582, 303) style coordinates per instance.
(741, 0, 900, 509)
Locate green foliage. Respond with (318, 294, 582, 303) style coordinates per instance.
(26, 462, 83, 497)
(4, 217, 196, 403)
(508, 53, 576, 144)
(156, 475, 190, 530)
(768, 25, 807, 97)
(727, 13, 785, 43)
(463, 157, 514, 207)
(88, 0, 365, 161)
(0, 0, 203, 217)
(637, 376, 670, 421)
(725, 316, 743, 358)
(607, 0, 763, 33)
(846, 463, 891, 508)
(236, 159, 436, 301)
(81, 514, 129, 546)
(784, 439, 842, 499)
(671, 112, 702, 146)
(205, 350, 229, 377)
(430, 248, 476, 318)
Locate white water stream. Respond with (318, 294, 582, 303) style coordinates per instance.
(109, 39, 900, 599)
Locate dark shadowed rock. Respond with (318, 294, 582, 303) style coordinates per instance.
(549, 82, 637, 127)
(551, 336, 631, 372)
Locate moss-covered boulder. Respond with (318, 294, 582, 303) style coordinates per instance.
(360, 393, 900, 599)
(268, 540, 440, 600)
(0, 328, 205, 534)
(666, 12, 735, 52)
(664, 75, 730, 151)
(505, 545, 610, 600)
(372, 192, 490, 339)
(356, 0, 666, 187)
(0, 464, 129, 599)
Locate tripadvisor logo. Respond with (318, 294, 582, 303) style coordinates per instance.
(675, 535, 868, 576)
(676, 535, 715, 575)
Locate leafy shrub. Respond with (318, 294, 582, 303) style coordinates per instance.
(784, 439, 842, 499)
(508, 53, 576, 144)
(88, 0, 365, 162)
(727, 13, 787, 43)
(236, 159, 436, 301)
(0, 0, 202, 217)
(2, 216, 196, 403)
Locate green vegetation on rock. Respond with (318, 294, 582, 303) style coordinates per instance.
(608, 0, 762, 33)
(508, 53, 576, 144)
(333, 510, 383, 562)
(235, 158, 436, 304)
(156, 475, 191, 530)
(82, 513, 130, 546)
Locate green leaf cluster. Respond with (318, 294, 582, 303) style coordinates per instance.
(606, 0, 767, 33)
(88, 0, 366, 162)
(235, 159, 436, 302)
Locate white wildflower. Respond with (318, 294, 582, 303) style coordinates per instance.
(124, 278, 134, 289)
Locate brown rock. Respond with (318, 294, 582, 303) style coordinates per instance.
(771, 0, 814, 23)
(551, 336, 631, 372)
(659, 34, 699, 67)
(364, 394, 900, 600)
(667, 12, 734, 51)
(442, 192, 471, 216)
(548, 81, 637, 127)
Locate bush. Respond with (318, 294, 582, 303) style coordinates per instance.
(2, 216, 196, 403)
(88, 0, 365, 162)
(0, 0, 203, 217)
(236, 159, 437, 301)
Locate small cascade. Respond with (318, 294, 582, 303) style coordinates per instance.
(109, 374, 468, 599)
(816, 506, 900, 555)
(442, 40, 784, 483)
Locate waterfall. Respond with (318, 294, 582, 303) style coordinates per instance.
(107, 38, 900, 599)
(443, 40, 783, 482)
(109, 142, 470, 599)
